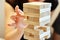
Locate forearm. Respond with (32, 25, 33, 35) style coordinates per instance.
(5, 28, 24, 40)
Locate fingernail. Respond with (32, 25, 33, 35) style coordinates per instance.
(16, 5, 19, 8)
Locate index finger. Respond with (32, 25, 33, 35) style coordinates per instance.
(15, 5, 24, 17)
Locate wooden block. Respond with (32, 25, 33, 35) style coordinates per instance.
(25, 31, 43, 38)
(26, 15, 50, 22)
(40, 11, 50, 18)
(45, 23, 50, 26)
(24, 8, 50, 17)
(27, 25, 34, 29)
(26, 24, 50, 30)
(24, 34, 40, 40)
(24, 31, 45, 40)
(40, 20, 50, 26)
(40, 15, 50, 26)
(24, 31, 39, 40)
(24, 31, 46, 40)
(40, 15, 50, 22)
(44, 28, 51, 39)
(23, 2, 51, 9)
(39, 29, 50, 39)
(34, 26, 50, 32)
(44, 34, 51, 39)
(27, 16, 39, 22)
(24, 19, 50, 26)
(24, 20, 39, 25)
(24, 28, 39, 35)
(24, 31, 34, 38)
(34, 26, 47, 32)
(40, 38, 45, 40)
(24, 7, 39, 14)
(24, 12, 40, 17)
(24, 10, 50, 17)
(38, 27, 47, 32)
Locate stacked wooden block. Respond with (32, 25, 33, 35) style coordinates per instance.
(23, 2, 51, 40)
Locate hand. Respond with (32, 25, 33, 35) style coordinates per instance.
(8, 5, 27, 29)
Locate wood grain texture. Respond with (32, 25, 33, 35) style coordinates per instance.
(23, 2, 51, 40)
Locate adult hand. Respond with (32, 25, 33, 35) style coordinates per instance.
(9, 5, 27, 30)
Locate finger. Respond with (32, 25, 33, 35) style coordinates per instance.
(18, 9, 24, 16)
(16, 9, 24, 17)
(15, 5, 24, 17)
(8, 23, 16, 27)
(15, 5, 20, 16)
(18, 9, 25, 20)
(15, 5, 19, 13)
(10, 15, 17, 21)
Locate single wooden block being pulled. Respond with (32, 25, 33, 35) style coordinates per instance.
(34, 26, 50, 32)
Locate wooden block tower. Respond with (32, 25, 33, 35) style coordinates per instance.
(23, 2, 51, 40)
